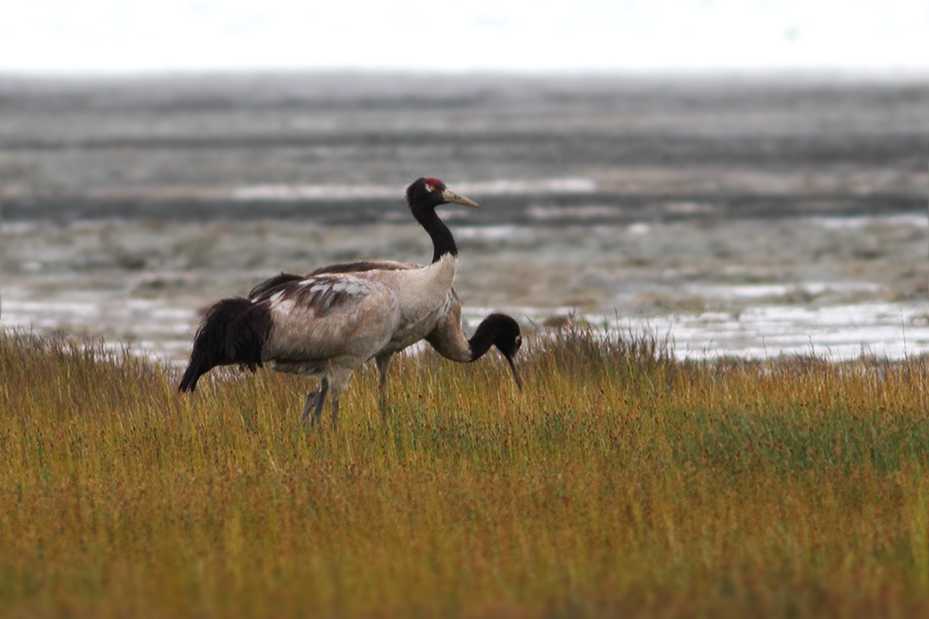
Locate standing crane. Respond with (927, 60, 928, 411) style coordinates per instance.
(179, 178, 511, 426)
(249, 267, 522, 415)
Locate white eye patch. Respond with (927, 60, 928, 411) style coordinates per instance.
(424, 183, 434, 192)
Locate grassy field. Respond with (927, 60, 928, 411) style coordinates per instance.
(1, 327, 929, 618)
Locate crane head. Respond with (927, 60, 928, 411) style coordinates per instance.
(406, 177, 480, 211)
(487, 313, 523, 390)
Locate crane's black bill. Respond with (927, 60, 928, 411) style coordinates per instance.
(441, 189, 479, 208)
(505, 355, 523, 391)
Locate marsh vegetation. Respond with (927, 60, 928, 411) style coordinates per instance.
(2, 328, 928, 617)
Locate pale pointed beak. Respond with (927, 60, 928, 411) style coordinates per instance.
(505, 355, 523, 391)
(441, 189, 480, 208)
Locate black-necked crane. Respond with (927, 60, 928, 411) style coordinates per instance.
(249, 266, 523, 415)
(178, 177, 514, 426)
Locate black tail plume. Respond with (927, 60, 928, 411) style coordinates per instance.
(178, 297, 272, 392)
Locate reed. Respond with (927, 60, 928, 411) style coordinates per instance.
(1, 327, 928, 618)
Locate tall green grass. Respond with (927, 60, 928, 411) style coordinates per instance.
(1, 328, 928, 618)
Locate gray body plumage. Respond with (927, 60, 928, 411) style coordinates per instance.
(307, 259, 473, 362)
(259, 275, 401, 374)
(249, 255, 459, 424)
(300, 259, 513, 412)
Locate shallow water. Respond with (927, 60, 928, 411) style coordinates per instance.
(1, 73, 926, 362)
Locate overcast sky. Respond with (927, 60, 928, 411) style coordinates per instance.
(3, 0, 927, 74)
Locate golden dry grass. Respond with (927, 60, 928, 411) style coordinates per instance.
(2, 327, 929, 618)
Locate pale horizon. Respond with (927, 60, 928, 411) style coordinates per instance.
(3, 0, 927, 75)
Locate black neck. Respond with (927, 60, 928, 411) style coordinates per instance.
(412, 207, 457, 263)
(467, 319, 498, 362)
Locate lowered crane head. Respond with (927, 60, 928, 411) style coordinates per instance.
(470, 313, 524, 390)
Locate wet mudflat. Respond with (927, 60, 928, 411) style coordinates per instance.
(1, 73, 926, 361)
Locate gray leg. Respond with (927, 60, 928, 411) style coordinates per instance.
(375, 354, 392, 418)
(301, 390, 319, 423)
(302, 377, 329, 427)
(327, 367, 354, 429)
(313, 377, 329, 426)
